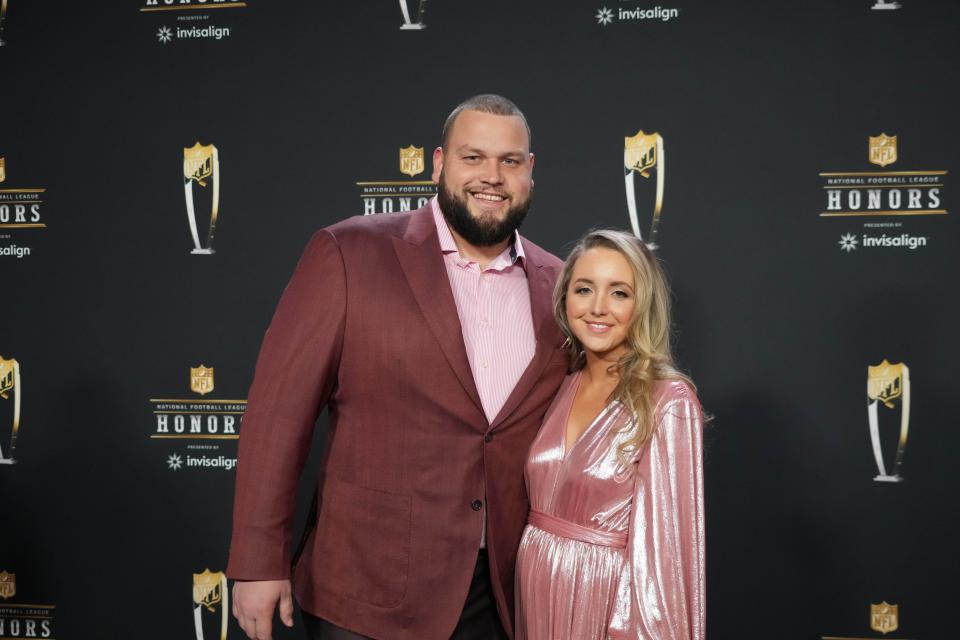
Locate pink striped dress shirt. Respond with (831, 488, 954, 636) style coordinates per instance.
(431, 197, 537, 424)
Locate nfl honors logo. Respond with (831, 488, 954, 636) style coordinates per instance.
(0, 571, 56, 636)
(357, 144, 437, 215)
(869, 134, 897, 167)
(818, 133, 947, 249)
(190, 365, 214, 396)
(149, 363, 243, 471)
(0, 571, 14, 600)
(0, 157, 47, 259)
(870, 601, 898, 634)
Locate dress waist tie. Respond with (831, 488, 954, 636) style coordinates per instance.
(528, 510, 628, 549)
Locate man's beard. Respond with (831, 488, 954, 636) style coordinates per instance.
(437, 178, 532, 248)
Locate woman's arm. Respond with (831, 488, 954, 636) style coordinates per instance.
(611, 381, 705, 639)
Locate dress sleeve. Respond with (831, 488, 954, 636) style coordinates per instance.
(610, 384, 705, 639)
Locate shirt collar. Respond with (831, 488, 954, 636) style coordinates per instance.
(430, 196, 526, 269)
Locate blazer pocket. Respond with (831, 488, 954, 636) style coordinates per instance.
(313, 476, 411, 608)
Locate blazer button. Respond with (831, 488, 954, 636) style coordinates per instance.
(484, 432, 493, 443)
(471, 499, 483, 511)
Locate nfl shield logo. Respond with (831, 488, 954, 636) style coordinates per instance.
(869, 134, 897, 167)
(190, 365, 214, 396)
(0, 357, 16, 399)
(868, 360, 904, 409)
(399, 145, 425, 177)
(870, 601, 898, 634)
(193, 569, 224, 612)
(0, 571, 14, 600)
(183, 142, 217, 186)
(624, 131, 660, 176)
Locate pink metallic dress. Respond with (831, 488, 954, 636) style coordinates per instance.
(515, 372, 705, 639)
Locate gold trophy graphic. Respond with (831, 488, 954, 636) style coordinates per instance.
(867, 360, 910, 482)
(193, 569, 229, 640)
(0, 356, 21, 464)
(183, 142, 220, 255)
(624, 130, 665, 245)
(398, 0, 428, 29)
(0, 0, 8, 47)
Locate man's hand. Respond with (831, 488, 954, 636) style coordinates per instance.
(232, 579, 294, 640)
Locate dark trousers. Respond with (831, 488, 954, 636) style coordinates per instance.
(302, 550, 507, 640)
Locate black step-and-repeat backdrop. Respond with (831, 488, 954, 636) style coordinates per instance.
(1, 1, 957, 638)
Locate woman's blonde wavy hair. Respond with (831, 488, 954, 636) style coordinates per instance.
(554, 229, 690, 461)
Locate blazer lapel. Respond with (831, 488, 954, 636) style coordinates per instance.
(489, 242, 560, 430)
(393, 206, 485, 418)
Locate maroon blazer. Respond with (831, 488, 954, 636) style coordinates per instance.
(227, 204, 567, 639)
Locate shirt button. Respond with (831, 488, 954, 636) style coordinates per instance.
(484, 432, 493, 443)
(481, 362, 487, 369)
(471, 499, 483, 511)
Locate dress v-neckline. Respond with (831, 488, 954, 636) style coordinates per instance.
(561, 370, 627, 462)
(562, 371, 604, 461)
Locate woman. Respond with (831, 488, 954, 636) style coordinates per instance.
(515, 230, 705, 639)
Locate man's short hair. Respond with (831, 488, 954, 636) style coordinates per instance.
(441, 94, 531, 151)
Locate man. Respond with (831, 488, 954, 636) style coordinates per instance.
(227, 95, 567, 640)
